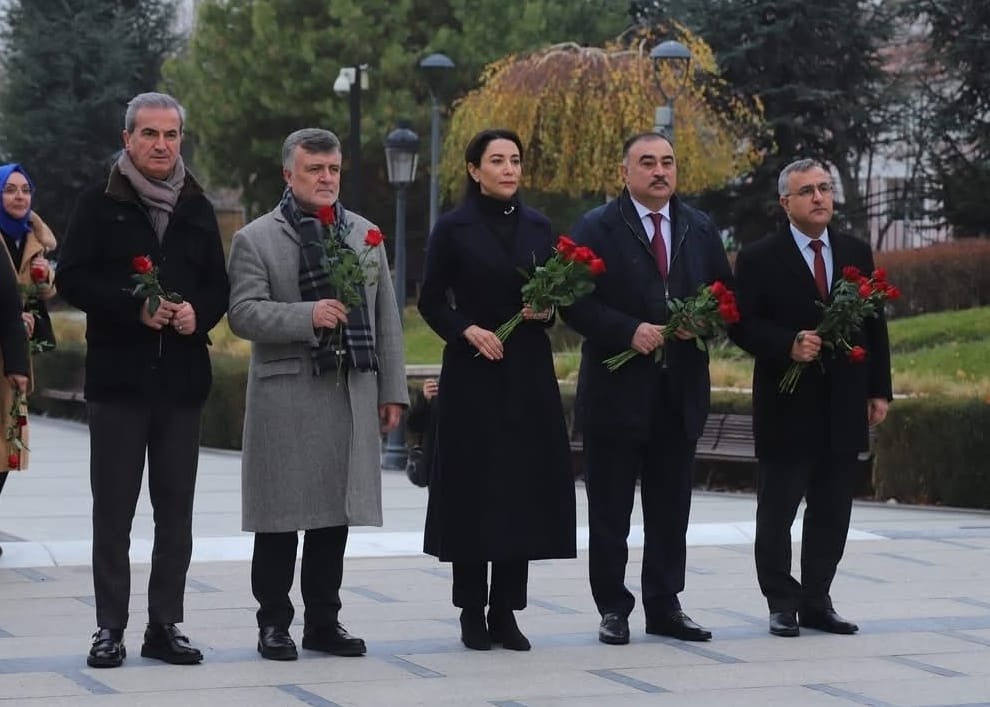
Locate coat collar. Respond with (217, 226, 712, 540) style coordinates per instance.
(775, 225, 853, 301)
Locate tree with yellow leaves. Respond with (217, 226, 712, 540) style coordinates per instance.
(442, 26, 766, 201)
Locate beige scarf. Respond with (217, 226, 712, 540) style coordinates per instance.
(117, 151, 186, 242)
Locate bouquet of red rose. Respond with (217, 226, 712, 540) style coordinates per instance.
(493, 235, 605, 344)
(778, 266, 900, 394)
(603, 280, 740, 372)
(18, 262, 54, 353)
(5, 388, 28, 470)
(315, 205, 384, 308)
(128, 255, 182, 314)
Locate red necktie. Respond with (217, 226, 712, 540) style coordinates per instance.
(809, 239, 828, 300)
(649, 212, 668, 280)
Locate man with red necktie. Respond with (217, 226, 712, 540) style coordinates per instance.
(731, 158, 892, 638)
(563, 132, 734, 646)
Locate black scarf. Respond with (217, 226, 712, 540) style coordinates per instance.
(280, 190, 377, 375)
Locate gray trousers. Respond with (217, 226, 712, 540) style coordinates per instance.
(88, 400, 202, 629)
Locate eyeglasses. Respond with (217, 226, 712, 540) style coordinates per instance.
(786, 182, 833, 198)
(2, 185, 32, 196)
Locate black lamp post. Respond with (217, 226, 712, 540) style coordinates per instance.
(333, 64, 368, 211)
(381, 121, 420, 472)
(418, 52, 455, 234)
(649, 40, 692, 141)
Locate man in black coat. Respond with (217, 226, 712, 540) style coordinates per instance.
(731, 158, 892, 637)
(57, 92, 229, 668)
(562, 132, 732, 645)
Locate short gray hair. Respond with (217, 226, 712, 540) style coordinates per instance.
(124, 92, 186, 133)
(282, 129, 341, 170)
(778, 158, 828, 196)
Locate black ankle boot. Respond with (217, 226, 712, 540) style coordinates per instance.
(487, 609, 531, 651)
(459, 608, 491, 650)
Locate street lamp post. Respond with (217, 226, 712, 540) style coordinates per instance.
(380, 121, 420, 471)
(333, 64, 369, 211)
(649, 40, 692, 141)
(418, 53, 455, 235)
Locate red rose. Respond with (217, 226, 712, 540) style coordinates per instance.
(842, 266, 861, 282)
(710, 280, 728, 298)
(847, 345, 867, 363)
(7, 453, 18, 469)
(556, 235, 577, 255)
(571, 246, 594, 263)
(30, 264, 47, 283)
(317, 205, 335, 226)
(858, 283, 872, 298)
(132, 255, 153, 274)
(886, 286, 901, 300)
(17, 416, 26, 427)
(364, 229, 384, 247)
(872, 268, 886, 281)
(718, 302, 740, 324)
(589, 257, 606, 275)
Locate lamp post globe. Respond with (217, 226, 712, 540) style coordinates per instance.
(648, 40, 692, 140)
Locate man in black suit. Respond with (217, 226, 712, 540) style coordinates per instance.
(563, 132, 732, 645)
(732, 158, 892, 637)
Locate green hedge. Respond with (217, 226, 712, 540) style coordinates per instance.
(875, 240, 990, 318)
(872, 396, 990, 508)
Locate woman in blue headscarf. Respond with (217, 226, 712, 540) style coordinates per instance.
(0, 163, 56, 554)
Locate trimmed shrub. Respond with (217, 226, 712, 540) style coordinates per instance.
(875, 240, 990, 318)
(200, 354, 248, 450)
(873, 397, 990, 508)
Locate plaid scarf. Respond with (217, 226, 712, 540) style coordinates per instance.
(280, 190, 378, 375)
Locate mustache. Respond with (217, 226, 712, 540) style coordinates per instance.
(650, 178, 669, 187)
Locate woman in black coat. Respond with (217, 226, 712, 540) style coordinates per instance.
(417, 129, 575, 651)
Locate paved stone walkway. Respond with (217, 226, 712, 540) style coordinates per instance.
(1, 418, 989, 706)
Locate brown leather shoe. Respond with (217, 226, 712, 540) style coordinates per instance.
(87, 628, 126, 668)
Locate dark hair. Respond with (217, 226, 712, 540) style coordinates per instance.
(621, 131, 673, 163)
(462, 128, 524, 201)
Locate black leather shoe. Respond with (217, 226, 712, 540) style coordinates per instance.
(800, 608, 858, 634)
(487, 609, 531, 651)
(140, 623, 203, 664)
(645, 611, 712, 641)
(302, 623, 367, 656)
(769, 610, 800, 637)
(258, 626, 298, 661)
(87, 628, 126, 668)
(458, 608, 491, 651)
(598, 612, 630, 645)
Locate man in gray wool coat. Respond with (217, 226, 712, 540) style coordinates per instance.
(227, 128, 408, 661)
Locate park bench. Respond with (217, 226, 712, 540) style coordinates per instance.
(569, 411, 758, 485)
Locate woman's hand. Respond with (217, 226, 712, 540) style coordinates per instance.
(463, 324, 503, 361)
(21, 311, 35, 338)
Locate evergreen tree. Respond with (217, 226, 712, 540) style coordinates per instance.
(631, 0, 897, 245)
(162, 0, 630, 226)
(0, 0, 179, 236)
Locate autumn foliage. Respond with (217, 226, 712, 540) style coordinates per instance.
(442, 25, 765, 200)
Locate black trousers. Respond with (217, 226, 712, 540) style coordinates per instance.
(755, 456, 858, 612)
(452, 560, 528, 611)
(584, 409, 697, 620)
(88, 400, 202, 629)
(252, 525, 348, 630)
